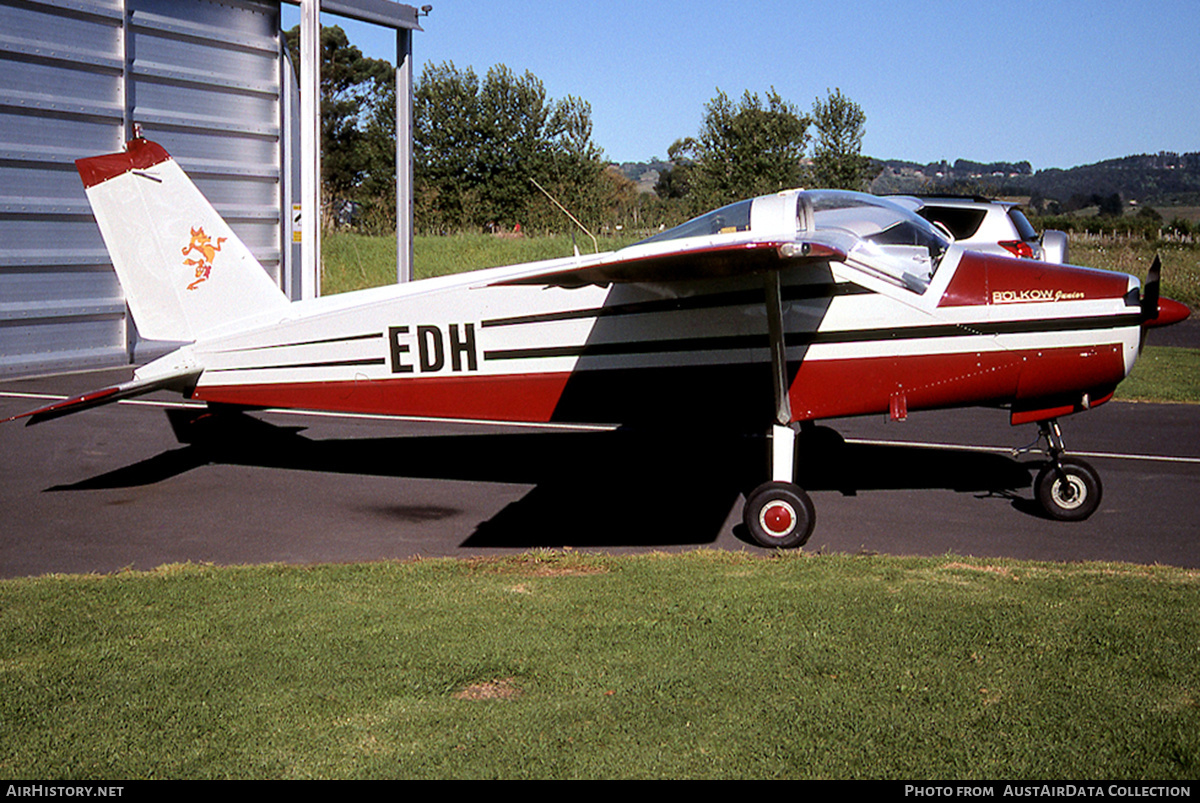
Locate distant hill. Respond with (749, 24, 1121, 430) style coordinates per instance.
(871, 152, 1200, 208)
(870, 158, 1031, 195)
(1024, 153, 1200, 207)
(613, 159, 672, 194)
(615, 152, 1200, 208)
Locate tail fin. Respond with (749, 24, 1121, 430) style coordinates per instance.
(76, 138, 289, 342)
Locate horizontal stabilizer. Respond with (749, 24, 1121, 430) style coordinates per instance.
(3, 368, 201, 426)
(494, 240, 846, 288)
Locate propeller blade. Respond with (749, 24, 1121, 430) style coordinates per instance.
(1141, 255, 1161, 323)
(1138, 254, 1161, 353)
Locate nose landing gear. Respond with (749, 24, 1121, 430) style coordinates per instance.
(1029, 419, 1103, 522)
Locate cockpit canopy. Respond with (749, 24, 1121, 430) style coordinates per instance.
(639, 189, 952, 292)
(808, 191, 948, 255)
(639, 199, 754, 243)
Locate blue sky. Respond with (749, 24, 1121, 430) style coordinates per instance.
(291, 0, 1200, 170)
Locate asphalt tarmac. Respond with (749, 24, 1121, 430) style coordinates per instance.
(2, 367, 1198, 578)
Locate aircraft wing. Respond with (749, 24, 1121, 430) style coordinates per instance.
(492, 238, 847, 288)
(3, 367, 201, 426)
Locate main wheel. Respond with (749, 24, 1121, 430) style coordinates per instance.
(743, 481, 816, 549)
(1035, 458, 1102, 522)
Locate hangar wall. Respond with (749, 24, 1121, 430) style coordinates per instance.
(0, 0, 298, 378)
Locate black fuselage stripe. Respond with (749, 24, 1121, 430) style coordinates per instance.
(808, 313, 1144, 344)
(480, 283, 869, 329)
(212, 332, 383, 353)
(483, 314, 1140, 362)
(487, 335, 765, 361)
(985, 313, 1142, 335)
(207, 357, 386, 372)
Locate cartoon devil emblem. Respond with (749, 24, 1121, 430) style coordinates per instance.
(181, 227, 227, 290)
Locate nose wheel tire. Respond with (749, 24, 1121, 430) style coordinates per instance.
(744, 482, 816, 549)
(1035, 458, 1102, 522)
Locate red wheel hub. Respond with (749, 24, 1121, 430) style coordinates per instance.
(761, 501, 795, 536)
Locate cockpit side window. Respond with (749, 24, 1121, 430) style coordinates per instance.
(867, 219, 948, 259)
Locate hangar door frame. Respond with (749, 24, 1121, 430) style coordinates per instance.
(0, 0, 420, 379)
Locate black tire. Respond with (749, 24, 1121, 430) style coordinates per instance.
(743, 481, 816, 549)
(1035, 458, 1102, 522)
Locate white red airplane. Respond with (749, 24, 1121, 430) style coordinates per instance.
(4, 138, 1190, 548)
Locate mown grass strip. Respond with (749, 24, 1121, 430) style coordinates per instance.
(2, 552, 1198, 779)
(321, 232, 641, 295)
(1115, 346, 1200, 403)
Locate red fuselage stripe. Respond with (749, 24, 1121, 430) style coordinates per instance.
(194, 372, 574, 422)
(192, 344, 1128, 426)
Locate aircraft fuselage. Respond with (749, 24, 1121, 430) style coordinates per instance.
(186, 248, 1143, 429)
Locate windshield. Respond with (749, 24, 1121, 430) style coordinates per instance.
(808, 191, 948, 255)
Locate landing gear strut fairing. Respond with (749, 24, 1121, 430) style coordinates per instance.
(6, 139, 1190, 547)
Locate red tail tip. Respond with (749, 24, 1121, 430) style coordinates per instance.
(76, 138, 171, 189)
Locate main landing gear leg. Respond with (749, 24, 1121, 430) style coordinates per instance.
(742, 270, 816, 549)
(1031, 418, 1102, 522)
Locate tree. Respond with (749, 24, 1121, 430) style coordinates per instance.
(283, 26, 609, 234)
(653, 138, 694, 200)
(1097, 192, 1124, 218)
(407, 61, 604, 231)
(283, 25, 393, 202)
(809, 88, 873, 190)
(682, 89, 810, 209)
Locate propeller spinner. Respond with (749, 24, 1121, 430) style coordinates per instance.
(1140, 254, 1190, 333)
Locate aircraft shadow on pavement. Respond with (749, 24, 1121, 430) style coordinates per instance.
(49, 409, 1039, 549)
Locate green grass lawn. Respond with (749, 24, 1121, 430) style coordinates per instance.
(1116, 346, 1200, 402)
(2, 552, 1198, 779)
(321, 232, 640, 295)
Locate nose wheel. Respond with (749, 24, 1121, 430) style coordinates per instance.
(1035, 458, 1101, 521)
(1029, 420, 1103, 521)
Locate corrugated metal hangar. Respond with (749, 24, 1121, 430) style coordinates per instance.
(0, 0, 419, 378)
